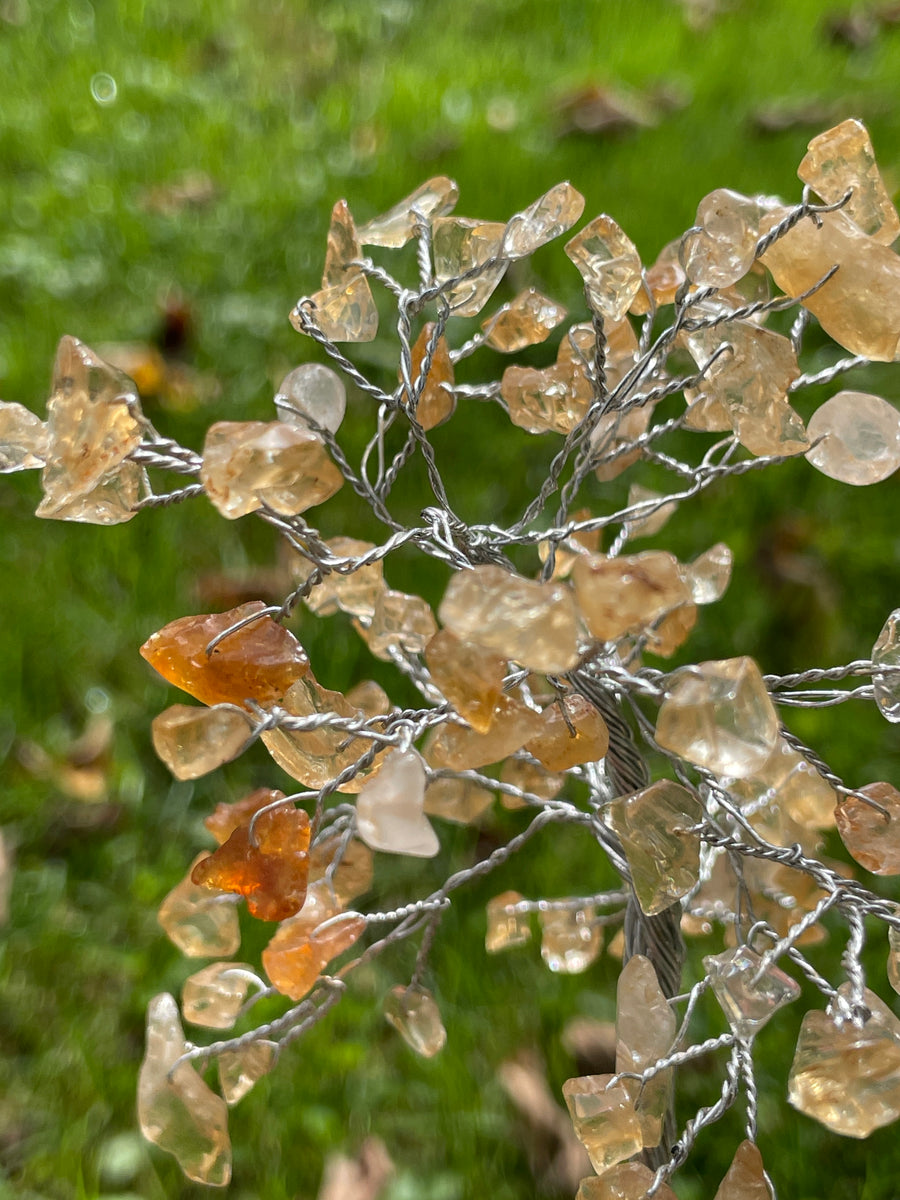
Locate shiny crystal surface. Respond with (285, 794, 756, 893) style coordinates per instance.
(404, 322, 455, 430)
(798, 118, 900, 245)
(713, 1140, 775, 1200)
(157, 854, 241, 957)
(483, 288, 567, 352)
(728, 737, 836, 831)
(182, 962, 258, 1029)
(0, 400, 47, 471)
(275, 363, 346, 434)
(576, 1163, 677, 1200)
(616, 954, 676, 1146)
(525, 695, 609, 771)
(357, 176, 459, 247)
(298, 535, 385, 620)
(502, 181, 585, 258)
(218, 1041, 277, 1105)
(872, 609, 900, 723)
(205, 788, 286, 844)
(432, 216, 508, 316)
(151, 704, 252, 780)
(485, 891, 532, 952)
(298, 274, 379, 342)
(806, 391, 900, 485)
(562, 1073, 643, 1175)
(572, 551, 690, 642)
(356, 749, 439, 857)
(424, 693, 544, 771)
(425, 629, 506, 733)
(361, 588, 438, 661)
(681, 189, 762, 288)
(501, 361, 591, 436)
(262, 881, 366, 1001)
(836, 781, 900, 874)
(607, 780, 704, 915)
(704, 945, 801, 1037)
(540, 906, 602, 973)
(565, 215, 642, 321)
(685, 542, 733, 605)
(384, 984, 447, 1057)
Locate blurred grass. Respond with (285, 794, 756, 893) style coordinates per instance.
(2, 0, 900, 1196)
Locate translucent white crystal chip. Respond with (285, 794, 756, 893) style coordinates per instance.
(704, 945, 800, 1038)
(806, 392, 900, 486)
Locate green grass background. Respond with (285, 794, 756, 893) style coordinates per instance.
(2, 0, 900, 1196)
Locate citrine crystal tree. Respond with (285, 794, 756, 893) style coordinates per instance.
(4, 118, 900, 1195)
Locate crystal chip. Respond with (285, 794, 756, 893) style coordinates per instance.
(433, 216, 508, 317)
(307, 835, 374, 905)
(728, 737, 836, 831)
(403, 322, 455, 430)
(562, 1074, 643, 1175)
(425, 629, 507, 734)
(540, 906, 602, 973)
(685, 542, 733, 605)
(424, 693, 544, 771)
(357, 176, 459, 248)
(0, 400, 48, 471)
(576, 1163, 677, 1200)
(297, 535, 385, 620)
(681, 189, 763, 289)
(322, 199, 361, 288)
(607, 780, 704, 915)
(157, 854, 241, 958)
(502, 182, 586, 258)
(345, 679, 391, 718)
(483, 288, 568, 352)
(616, 955, 676, 1146)
(713, 1140, 775, 1200)
(625, 484, 677, 540)
(525, 695, 609, 771)
(888, 925, 900, 996)
(565, 215, 642, 322)
(798, 118, 900, 245)
(500, 361, 591, 436)
(835, 781, 900, 874)
(205, 788, 286, 844)
(182, 962, 258, 1029)
(296, 275, 379, 343)
(424, 775, 494, 824)
(151, 704, 253, 780)
(359, 588, 438, 661)
(384, 984, 447, 1057)
(262, 881, 366, 1001)
(275, 363, 346, 435)
(806, 391, 900, 485)
(218, 1040, 277, 1105)
(704, 945, 801, 1038)
(486, 891, 532, 952)
(872, 609, 900, 723)
(572, 551, 690, 642)
(356, 749, 439, 857)
(499, 757, 565, 807)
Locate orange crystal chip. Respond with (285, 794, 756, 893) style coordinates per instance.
(140, 600, 310, 708)
(263, 883, 366, 1001)
(191, 804, 311, 922)
(204, 787, 287, 845)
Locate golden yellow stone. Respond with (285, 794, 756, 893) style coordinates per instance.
(483, 288, 568, 352)
(798, 118, 900, 245)
(540, 906, 602, 973)
(630, 239, 686, 314)
(644, 604, 698, 659)
(562, 1073, 643, 1175)
(151, 704, 253, 780)
(836, 782, 900, 874)
(296, 536, 385, 620)
(525, 694, 609, 771)
(806, 391, 900, 486)
(358, 588, 438, 661)
(357, 176, 459, 248)
(0, 400, 47, 471)
(205, 788, 286, 845)
(424, 776, 494, 824)
(729, 737, 836, 831)
(681, 189, 763, 289)
(384, 984, 447, 1057)
(403, 322, 456, 430)
(713, 1140, 775, 1200)
(424, 694, 544, 771)
(218, 1040, 277, 1105)
(485, 891, 532, 952)
(182, 962, 258, 1029)
(499, 756, 565, 808)
(576, 1163, 677, 1200)
(616, 955, 676, 1146)
(432, 216, 508, 316)
(704, 945, 800, 1039)
(500, 361, 591, 436)
(557, 317, 639, 393)
(565, 215, 642, 321)
(572, 551, 690, 642)
(425, 629, 507, 734)
(607, 780, 703, 915)
(502, 181, 586, 258)
(345, 679, 391, 717)
(356, 749, 439, 857)
(262, 880, 365, 1001)
(157, 854, 241, 958)
(297, 274, 379, 343)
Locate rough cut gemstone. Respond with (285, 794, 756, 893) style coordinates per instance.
(798, 119, 900, 245)
(499, 757, 565, 808)
(297, 536, 385, 620)
(424, 694, 544, 771)
(483, 288, 568, 352)
(500, 361, 591, 435)
(0, 400, 48, 471)
(322, 199, 362, 288)
(681, 189, 762, 289)
(359, 588, 438, 661)
(728, 737, 836, 831)
(630, 239, 686, 314)
(205, 788, 286, 845)
(788, 991, 900, 1137)
(262, 879, 364, 1001)
(644, 603, 698, 659)
(218, 1040, 277, 1105)
(424, 776, 494, 824)
(835, 782, 900, 874)
(151, 704, 253, 780)
(275, 363, 347, 435)
(888, 925, 900, 996)
(307, 835, 374, 905)
(141, 601, 310, 709)
(402, 322, 456, 430)
(591, 405, 653, 482)
(39, 457, 147, 525)
(357, 176, 459, 248)
(501, 182, 585, 258)
(607, 780, 704, 915)
(157, 854, 241, 957)
(425, 629, 507, 733)
(873, 610, 900, 723)
(191, 805, 311, 922)
(485, 891, 532, 952)
(356, 749, 439, 857)
(655, 656, 780, 778)
(562, 1074, 643, 1175)
(704, 945, 801, 1038)
(557, 316, 639, 394)
(760, 206, 900, 361)
(138, 993, 232, 1185)
(439, 564, 580, 673)
(384, 984, 447, 1057)
(713, 1140, 775, 1200)
(576, 1163, 677, 1200)
(685, 542, 733, 605)
(565, 215, 642, 321)
(625, 484, 677, 539)
(806, 391, 900, 485)
(345, 679, 391, 718)
(572, 551, 690, 642)
(540, 906, 602, 973)
(432, 216, 508, 316)
(296, 274, 379, 343)
(525, 695, 609, 771)
(616, 955, 676, 1147)
(201, 419, 343, 519)
(182, 962, 258, 1029)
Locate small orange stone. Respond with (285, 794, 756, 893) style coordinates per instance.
(204, 788, 287, 845)
(191, 805, 311, 922)
(262, 881, 366, 1001)
(525, 694, 610, 770)
(403, 323, 456, 430)
(140, 601, 310, 708)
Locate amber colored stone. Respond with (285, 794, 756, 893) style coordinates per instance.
(572, 551, 690, 643)
(182, 962, 258, 1029)
(704, 945, 801, 1038)
(836, 782, 900, 874)
(525, 695, 609, 771)
(432, 216, 508, 316)
(218, 1041, 277, 1105)
(359, 588, 438, 661)
(424, 776, 494, 824)
(486, 891, 532, 952)
(873, 610, 900, 723)
(37, 336, 144, 520)
(356, 749, 439, 857)
(151, 704, 253, 780)
(191, 804, 311, 922)
(798, 119, 900, 245)
(439, 564, 580, 674)
(591, 405, 653, 481)
(345, 679, 391, 718)
(630, 239, 686, 313)
(616, 955, 676, 1146)
(576, 1163, 678, 1200)
(655, 656, 779, 778)
(357, 176, 459, 248)
(384, 984, 447, 1057)
(607, 780, 704, 915)
(761, 206, 900, 361)
(425, 629, 507, 734)
(681, 189, 763, 289)
(562, 1073, 642, 1175)
(424, 694, 544, 771)
(502, 182, 586, 258)
(483, 288, 568, 353)
(788, 991, 900, 1137)
(140, 601, 310, 709)
(713, 1140, 775, 1200)
(0, 400, 47, 471)
(138, 993, 232, 1185)
(157, 854, 241, 958)
(729, 737, 836, 831)
(538, 507, 601, 580)
(806, 391, 900, 485)
(262, 881, 366, 1001)
(297, 274, 379, 343)
(644, 604, 698, 659)
(540, 906, 602, 973)
(275, 363, 346, 435)
(307, 835, 374, 905)
(501, 361, 591, 436)
(685, 542, 733, 605)
(499, 757, 565, 808)
(297, 536, 385, 620)
(399, 322, 455, 430)
(625, 484, 677, 540)
(888, 925, 900, 996)
(205, 788, 286, 844)
(565, 215, 642, 322)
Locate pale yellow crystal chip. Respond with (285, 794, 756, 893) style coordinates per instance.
(433, 216, 508, 317)
(356, 749, 439, 858)
(439, 564, 580, 673)
(345, 679, 391, 718)
(322, 199, 361, 288)
(384, 984, 447, 1057)
(557, 317, 639, 393)
(296, 535, 385, 620)
(562, 1073, 643, 1175)
(873, 609, 900, 723)
(297, 275, 379, 343)
(888, 925, 900, 996)
(630, 239, 686, 314)
(576, 1163, 677, 1200)
(424, 694, 544, 772)
(0, 400, 47, 471)
(728, 737, 836, 831)
(565, 215, 642, 321)
(275, 363, 346, 435)
(499, 757, 565, 808)
(483, 288, 568, 352)
(798, 118, 900, 245)
(806, 391, 900, 486)
(655, 656, 779, 778)
(151, 704, 252, 780)
(138, 993, 232, 1185)
(525, 694, 609, 771)
(424, 776, 494, 824)
(157, 854, 241, 958)
(572, 551, 690, 642)
(645, 603, 698, 659)
(685, 542, 733, 605)
(616, 955, 676, 1146)
(500, 361, 591, 436)
(607, 780, 703, 915)
(540, 906, 602, 973)
(425, 629, 507, 734)
(218, 1040, 277, 1105)
(486, 891, 532, 952)
(681, 189, 763, 289)
(704, 945, 800, 1038)
(713, 1140, 775, 1200)
(835, 781, 900, 873)
(502, 181, 586, 258)
(625, 484, 677, 539)
(358, 588, 438, 661)
(357, 176, 459, 248)
(182, 962, 258, 1029)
